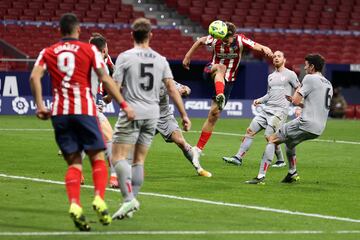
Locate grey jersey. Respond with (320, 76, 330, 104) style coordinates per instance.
(159, 80, 183, 118)
(259, 68, 300, 115)
(298, 73, 333, 135)
(113, 47, 174, 120)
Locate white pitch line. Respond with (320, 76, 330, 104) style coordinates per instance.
(2, 230, 360, 236)
(1, 173, 360, 224)
(188, 130, 360, 145)
(0, 230, 360, 236)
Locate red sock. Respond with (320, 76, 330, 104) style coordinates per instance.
(92, 160, 108, 199)
(215, 81, 225, 96)
(196, 131, 212, 150)
(65, 166, 82, 205)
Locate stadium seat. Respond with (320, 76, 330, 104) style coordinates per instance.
(355, 105, 360, 119)
(345, 105, 355, 119)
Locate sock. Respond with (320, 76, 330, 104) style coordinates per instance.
(131, 164, 144, 197)
(285, 145, 297, 174)
(182, 143, 199, 170)
(114, 160, 134, 202)
(81, 151, 86, 160)
(65, 166, 82, 205)
(258, 143, 275, 178)
(196, 131, 212, 150)
(275, 145, 284, 162)
(235, 136, 254, 159)
(215, 81, 225, 96)
(92, 160, 108, 199)
(105, 141, 116, 176)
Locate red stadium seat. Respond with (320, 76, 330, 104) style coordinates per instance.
(355, 105, 360, 119)
(345, 105, 355, 118)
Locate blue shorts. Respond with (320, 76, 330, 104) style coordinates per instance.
(51, 115, 106, 155)
(202, 63, 235, 104)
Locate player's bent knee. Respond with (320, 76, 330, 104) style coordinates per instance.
(246, 128, 256, 137)
(268, 135, 278, 144)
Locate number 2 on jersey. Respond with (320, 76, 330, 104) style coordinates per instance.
(57, 52, 75, 88)
(140, 63, 154, 91)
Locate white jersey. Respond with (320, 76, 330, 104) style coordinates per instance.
(113, 47, 173, 120)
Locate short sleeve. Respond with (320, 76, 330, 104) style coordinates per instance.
(113, 53, 127, 85)
(238, 34, 256, 49)
(34, 49, 47, 69)
(298, 75, 313, 97)
(90, 45, 106, 70)
(205, 35, 216, 48)
(162, 58, 174, 80)
(289, 71, 300, 89)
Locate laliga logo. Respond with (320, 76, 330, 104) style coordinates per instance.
(12, 97, 29, 115)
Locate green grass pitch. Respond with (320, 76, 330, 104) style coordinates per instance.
(0, 116, 359, 240)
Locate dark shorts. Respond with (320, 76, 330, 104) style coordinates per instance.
(203, 63, 235, 104)
(51, 115, 106, 155)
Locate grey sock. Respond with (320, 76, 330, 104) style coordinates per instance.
(182, 143, 198, 170)
(285, 145, 297, 174)
(235, 136, 254, 159)
(131, 164, 144, 197)
(258, 143, 275, 177)
(106, 141, 115, 175)
(275, 145, 284, 162)
(114, 160, 134, 202)
(81, 151, 86, 160)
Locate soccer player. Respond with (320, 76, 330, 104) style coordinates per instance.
(157, 81, 211, 177)
(29, 13, 134, 231)
(246, 54, 333, 184)
(223, 51, 300, 167)
(182, 22, 273, 173)
(111, 18, 191, 220)
(89, 33, 119, 188)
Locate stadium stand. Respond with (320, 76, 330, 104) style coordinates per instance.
(164, 0, 360, 68)
(1, 0, 360, 69)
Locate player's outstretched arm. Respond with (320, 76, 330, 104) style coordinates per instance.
(253, 43, 273, 58)
(29, 66, 51, 120)
(182, 36, 207, 70)
(165, 79, 191, 131)
(97, 68, 135, 120)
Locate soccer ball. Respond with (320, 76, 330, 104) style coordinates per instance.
(208, 20, 228, 39)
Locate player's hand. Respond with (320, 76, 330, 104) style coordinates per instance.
(182, 57, 191, 70)
(124, 106, 135, 121)
(179, 85, 191, 97)
(253, 99, 261, 106)
(36, 107, 51, 120)
(182, 116, 191, 131)
(295, 107, 302, 118)
(285, 95, 293, 102)
(102, 95, 112, 104)
(262, 47, 273, 58)
(97, 99, 106, 112)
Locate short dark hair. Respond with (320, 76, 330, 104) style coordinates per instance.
(305, 54, 325, 72)
(89, 35, 107, 52)
(225, 22, 236, 37)
(60, 13, 79, 36)
(131, 18, 152, 43)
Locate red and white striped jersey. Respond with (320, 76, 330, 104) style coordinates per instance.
(97, 56, 114, 95)
(35, 38, 106, 116)
(205, 34, 256, 82)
